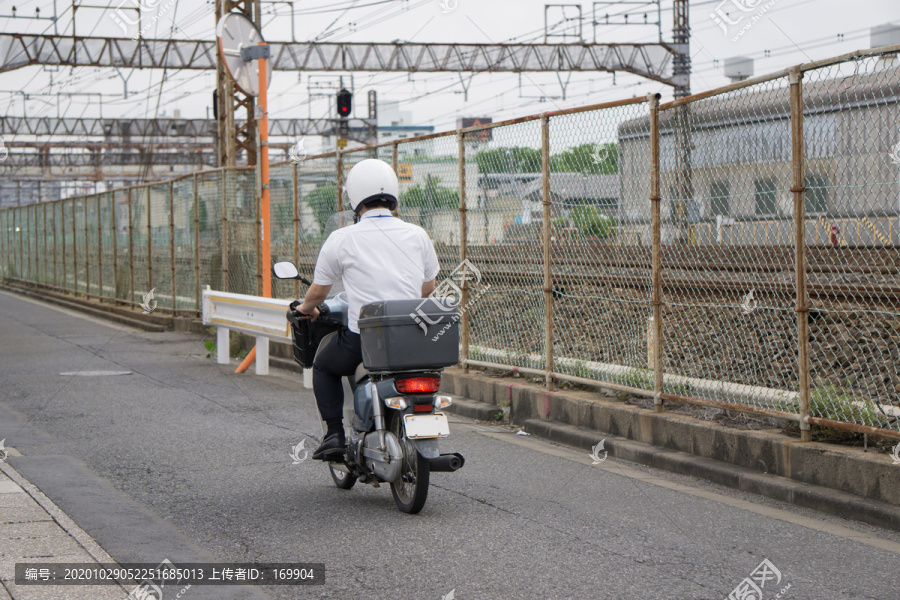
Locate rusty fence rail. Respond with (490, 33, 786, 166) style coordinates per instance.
(3, 46, 900, 440)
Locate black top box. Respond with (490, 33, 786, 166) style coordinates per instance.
(358, 298, 459, 371)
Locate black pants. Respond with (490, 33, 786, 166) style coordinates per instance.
(312, 330, 362, 432)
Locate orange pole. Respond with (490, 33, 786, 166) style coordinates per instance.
(235, 346, 256, 373)
(259, 41, 272, 298)
(237, 43, 271, 374)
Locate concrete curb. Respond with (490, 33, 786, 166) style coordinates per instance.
(0, 281, 190, 333)
(439, 367, 900, 530)
(522, 418, 900, 532)
(445, 396, 506, 423)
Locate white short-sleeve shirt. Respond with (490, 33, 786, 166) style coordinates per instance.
(313, 208, 440, 333)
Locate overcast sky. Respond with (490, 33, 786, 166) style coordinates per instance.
(3, 0, 900, 154)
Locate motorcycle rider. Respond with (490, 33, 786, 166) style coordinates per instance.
(295, 159, 440, 460)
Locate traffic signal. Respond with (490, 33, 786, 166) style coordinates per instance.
(337, 88, 352, 117)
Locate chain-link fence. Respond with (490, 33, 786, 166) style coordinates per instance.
(3, 47, 900, 439)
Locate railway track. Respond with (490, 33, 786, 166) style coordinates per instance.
(289, 243, 900, 307)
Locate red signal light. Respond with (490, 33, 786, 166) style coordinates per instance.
(336, 89, 352, 117)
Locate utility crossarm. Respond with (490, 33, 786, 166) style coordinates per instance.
(0, 34, 687, 87)
(0, 116, 375, 138)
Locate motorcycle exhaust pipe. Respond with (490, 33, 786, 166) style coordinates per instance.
(429, 453, 465, 472)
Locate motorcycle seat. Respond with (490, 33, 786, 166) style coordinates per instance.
(354, 363, 369, 384)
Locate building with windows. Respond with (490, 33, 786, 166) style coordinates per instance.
(617, 65, 900, 245)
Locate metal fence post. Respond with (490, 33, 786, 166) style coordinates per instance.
(52, 200, 58, 287)
(97, 194, 103, 301)
(457, 131, 469, 372)
(18, 207, 24, 280)
(650, 93, 664, 413)
(391, 141, 399, 174)
(790, 66, 813, 442)
(83, 197, 89, 297)
(336, 151, 344, 212)
(112, 192, 119, 302)
(541, 113, 554, 390)
(193, 174, 200, 311)
(32, 204, 37, 281)
(59, 202, 66, 290)
(17, 206, 21, 279)
(71, 198, 76, 293)
(292, 163, 300, 300)
(221, 171, 229, 293)
(169, 180, 176, 311)
(391, 142, 400, 217)
(42, 202, 48, 284)
(147, 186, 153, 295)
(254, 164, 262, 297)
(128, 189, 134, 307)
(25, 205, 31, 281)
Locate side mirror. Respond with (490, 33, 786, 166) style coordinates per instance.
(273, 261, 300, 280)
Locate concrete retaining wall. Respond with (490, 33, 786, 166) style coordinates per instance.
(439, 367, 900, 509)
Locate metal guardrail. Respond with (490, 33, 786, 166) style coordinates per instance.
(201, 286, 292, 377)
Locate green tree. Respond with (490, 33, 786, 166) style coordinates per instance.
(401, 174, 457, 211)
(305, 184, 338, 229)
(550, 143, 618, 174)
(188, 199, 209, 233)
(401, 175, 457, 227)
(474, 147, 542, 173)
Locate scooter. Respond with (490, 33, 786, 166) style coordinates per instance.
(273, 260, 465, 514)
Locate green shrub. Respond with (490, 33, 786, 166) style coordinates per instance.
(810, 385, 887, 427)
(571, 205, 617, 239)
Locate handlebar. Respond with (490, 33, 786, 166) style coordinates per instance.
(288, 300, 330, 320)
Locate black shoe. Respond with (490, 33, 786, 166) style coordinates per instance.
(312, 432, 346, 461)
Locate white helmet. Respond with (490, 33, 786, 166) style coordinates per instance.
(344, 158, 399, 214)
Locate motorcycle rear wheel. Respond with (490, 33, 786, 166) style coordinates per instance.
(389, 413, 430, 514)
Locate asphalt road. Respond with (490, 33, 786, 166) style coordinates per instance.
(1, 289, 899, 600)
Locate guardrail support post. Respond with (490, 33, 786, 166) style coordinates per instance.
(790, 66, 813, 442)
(650, 93, 664, 413)
(255, 337, 269, 376)
(217, 326, 230, 365)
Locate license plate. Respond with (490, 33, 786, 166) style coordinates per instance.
(404, 413, 450, 439)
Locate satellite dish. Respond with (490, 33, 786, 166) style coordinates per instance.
(216, 12, 272, 97)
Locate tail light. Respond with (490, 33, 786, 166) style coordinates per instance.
(396, 376, 440, 394)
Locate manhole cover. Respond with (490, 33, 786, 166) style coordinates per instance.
(59, 371, 133, 377)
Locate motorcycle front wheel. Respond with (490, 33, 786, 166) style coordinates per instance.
(329, 464, 357, 490)
(389, 413, 430, 514)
